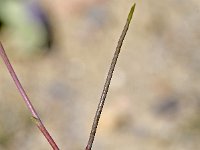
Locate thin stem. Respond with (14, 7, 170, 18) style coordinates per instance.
(0, 42, 60, 150)
(85, 3, 136, 150)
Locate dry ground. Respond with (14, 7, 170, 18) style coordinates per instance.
(0, 0, 200, 149)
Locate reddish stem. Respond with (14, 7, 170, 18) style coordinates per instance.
(0, 42, 59, 150)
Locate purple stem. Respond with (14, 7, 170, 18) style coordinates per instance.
(0, 42, 59, 150)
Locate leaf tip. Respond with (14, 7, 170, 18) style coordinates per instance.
(127, 3, 136, 23)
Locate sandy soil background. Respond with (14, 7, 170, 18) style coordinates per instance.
(0, 0, 200, 149)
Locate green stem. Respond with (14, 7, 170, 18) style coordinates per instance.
(85, 3, 136, 150)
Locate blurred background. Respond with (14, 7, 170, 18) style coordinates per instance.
(0, 0, 200, 149)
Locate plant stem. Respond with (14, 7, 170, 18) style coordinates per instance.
(0, 42, 60, 150)
(85, 3, 136, 150)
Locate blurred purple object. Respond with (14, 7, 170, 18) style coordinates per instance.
(26, 1, 53, 49)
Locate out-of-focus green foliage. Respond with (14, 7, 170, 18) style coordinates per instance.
(0, 0, 47, 55)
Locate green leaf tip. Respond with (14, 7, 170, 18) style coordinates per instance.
(127, 3, 136, 23)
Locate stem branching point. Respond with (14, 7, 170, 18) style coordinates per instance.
(0, 42, 60, 150)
